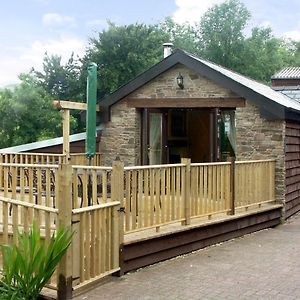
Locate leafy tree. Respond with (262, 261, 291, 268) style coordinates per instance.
(0, 74, 65, 148)
(0, 89, 16, 147)
(242, 27, 295, 83)
(34, 53, 82, 101)
(81, 22, 167, 97)
(33, 53, 85, 132)
(289, 41, 300, 66)
(198, 0, 250, 70)
(160, 17, 199, 54)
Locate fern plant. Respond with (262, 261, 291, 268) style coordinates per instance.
(0, 224, 72, 300)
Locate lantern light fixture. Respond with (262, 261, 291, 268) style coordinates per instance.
(176, 73, 184, 89)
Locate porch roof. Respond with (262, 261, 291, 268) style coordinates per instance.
(98, 49, 300, 121)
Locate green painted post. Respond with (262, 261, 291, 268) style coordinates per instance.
(85, 62, 97, 158)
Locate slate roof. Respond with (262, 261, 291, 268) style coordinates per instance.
(273, 86, 300, 103)
(272, 67, 300, 79)
(99, 49, 300, 121)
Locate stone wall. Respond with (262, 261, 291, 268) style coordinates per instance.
(99, 65, 287, 209)
(100, 63, 238, 166)
(99, 101, 141, 166)
(129, 64, 237, 99)
(236, 101, 286, 204)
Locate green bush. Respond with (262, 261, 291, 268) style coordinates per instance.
(0, 224, 73, 300)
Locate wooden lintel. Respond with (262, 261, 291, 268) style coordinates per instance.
(126, 97, 245, 108)
(53, 100, 100, 111)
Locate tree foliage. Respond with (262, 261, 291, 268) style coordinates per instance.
(82, 22, 167, 97)
(242, 27, 294, 82)
(0, 74, 63, 148)
(199, 0, 250, 69)
(1, 0, 300, 149)
(160, 17, 199, 54)
(34, 53, 82, 101)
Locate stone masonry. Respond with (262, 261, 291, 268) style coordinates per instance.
(99, 101, 141, 166)
(129, 64, 237, 99)
(99, 64, 237, 166)
(99, 64, 286, 209)
(236, 101, 286, 205)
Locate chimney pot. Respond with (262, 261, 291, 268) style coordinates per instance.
(163, 42, 173, 58)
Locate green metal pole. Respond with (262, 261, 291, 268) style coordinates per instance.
(85, 62, 97, 158)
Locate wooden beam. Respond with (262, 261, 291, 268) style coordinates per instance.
(62, 109, 70, 158)
(53, 100, 100, 111)
(126, 97, 245, 108)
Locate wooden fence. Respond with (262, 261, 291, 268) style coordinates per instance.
(0, 152, 101, 166)
(0, 162, 120, 298)
(122, 159, 276, 233)
(0, 158, 276, 298)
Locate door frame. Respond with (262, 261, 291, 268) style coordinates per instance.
(142, 109, 168, 165)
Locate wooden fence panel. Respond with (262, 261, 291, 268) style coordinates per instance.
(0, 152, 101, 167)
(72, 202, 120, 291)
(190, 162, 231, 218)
(72, 166, 112, 208)
(0, 195, 58, 288)
(235, 160, 275, 209)
(123, 164, 185, 233)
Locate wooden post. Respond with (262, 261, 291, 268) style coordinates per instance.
(71, 214, 80, 287)
(57, 163, 73, 299)
(62, 109, 70, 160)
(229, 157, 235, 215)
(112, 158, 125, 276)
(181, 158, 191, 225)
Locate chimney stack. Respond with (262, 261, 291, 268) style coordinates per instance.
(163, 42, 173, 58)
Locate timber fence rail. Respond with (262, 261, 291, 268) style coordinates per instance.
(190, 162, 231, 219)
(71, 166, 112, 208)
(0, 152, 101, 166)
(235, 159, 276, 210)
(122, 158, 276, 233)
(123, 163, 186, 232)
(0, 158, 276, 299)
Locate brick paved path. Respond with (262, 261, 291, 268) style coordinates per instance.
(75, 213, 300, 300)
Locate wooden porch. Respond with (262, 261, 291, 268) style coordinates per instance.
(0, 153, 282, 298)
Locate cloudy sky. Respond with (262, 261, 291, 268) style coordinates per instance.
(1, 0, 300, 87)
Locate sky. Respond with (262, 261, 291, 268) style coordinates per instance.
(0, 0, 300, 87)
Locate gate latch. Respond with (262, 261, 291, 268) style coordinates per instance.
(117, 207, 126, 213)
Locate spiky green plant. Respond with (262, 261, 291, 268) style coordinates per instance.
(0, 224, 73, 300)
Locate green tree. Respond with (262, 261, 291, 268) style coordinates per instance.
(82, 22, 166, 97)
(33, 53, 85, 132)
(34, 53, 82, 101)
(0, 74, 64, 148)
(198, 0, 250, 69)
(160, 17, 199, 54)
(0, 89, 16, 147)
(242, 27, 295, 83)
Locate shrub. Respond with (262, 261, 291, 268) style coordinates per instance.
(0, 224, 72, 300)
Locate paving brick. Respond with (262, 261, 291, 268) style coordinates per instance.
(74, 212, 300, 300)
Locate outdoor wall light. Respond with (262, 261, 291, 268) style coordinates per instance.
(176, 73, 184, 89)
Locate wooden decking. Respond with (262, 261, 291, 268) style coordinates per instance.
(124, 202, 282, 244)
(0, 156, 280, 298)
(122, 204, 283, 273)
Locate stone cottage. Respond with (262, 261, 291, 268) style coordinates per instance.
(97, 47, 300, 219)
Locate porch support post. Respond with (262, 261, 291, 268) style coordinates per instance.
(57, 163, 73, 299)
(229, 157, 236, 215)
(209, 109, 218, 162)
(62, 109, 70, 161)
(181, 158, 191, 225)
(112, 157, 125, 276)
